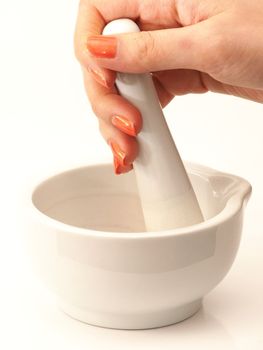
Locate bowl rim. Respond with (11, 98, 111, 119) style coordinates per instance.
(28, 162, 252, 240)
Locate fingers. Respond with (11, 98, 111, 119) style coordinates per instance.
(99, 119, 139, 174)
(75, 1, 115, 88)
(75, 2, 142, 174)
(86, 19, 221, 74)
(82, 68, 141, 174)
(83, 68, 142, 135)
(152, 76, 174, 108)
(151, 69, 209, 108)
(201, 73, 263, 103)
(153, 68, 263, 103)
(153, 69, 208, 96)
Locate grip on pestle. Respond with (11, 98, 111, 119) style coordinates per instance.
(103, 19, 204, 231)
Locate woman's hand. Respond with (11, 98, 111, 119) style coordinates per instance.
(74, 0, 263, 174)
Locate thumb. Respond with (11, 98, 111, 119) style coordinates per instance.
(87, 20, 220, 74)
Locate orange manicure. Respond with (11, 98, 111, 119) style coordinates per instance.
(114, 157, 133, 175)
(88, 66, 109, 88)
(87, 36, 117, 58)
(112, 115, 137, 136)
(109, 140, 127, 166)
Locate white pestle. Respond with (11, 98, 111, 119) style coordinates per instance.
(103, 19, 204, 231)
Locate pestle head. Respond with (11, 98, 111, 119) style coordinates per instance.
(103, 19, 204, 231)
(103, 18, 140, 35)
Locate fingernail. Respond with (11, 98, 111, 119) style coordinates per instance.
(88, 66, 109, 88)
(87, 35, 117, 58)
(108, 140, 127, 166)
(111, 115, 137, 136)
(114, 157, 133, 175)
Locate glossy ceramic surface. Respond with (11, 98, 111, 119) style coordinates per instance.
(27, 163, 251, 329)
(103, 19, 204, 231)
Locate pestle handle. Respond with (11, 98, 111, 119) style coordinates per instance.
(103, 19, 203, 231)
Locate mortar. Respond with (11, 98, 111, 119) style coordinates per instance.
(27, 162, 251, 329)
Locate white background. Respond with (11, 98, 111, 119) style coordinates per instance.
(0, 1, 263, 349)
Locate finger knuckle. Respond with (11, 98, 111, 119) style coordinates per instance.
(74, 35, 86, 64)
(90, 98, 101, 117)
(134, 31, 156, 71)
(98, 120, 108, 139)
(74, 3, 91, 65)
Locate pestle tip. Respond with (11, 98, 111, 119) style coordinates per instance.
(103, 18, 140, 36)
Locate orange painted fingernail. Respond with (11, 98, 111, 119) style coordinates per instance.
(114, 157, 122, 174)
(114, 157, 133, 175)
(111, 115, 137, 136)
(109, 140, 127, 166)
(87, 36, 117, 58)
(88, 66, 109, 88)
(122, 163, 133, 173)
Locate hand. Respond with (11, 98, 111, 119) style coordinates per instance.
(75, 0, 263, 174)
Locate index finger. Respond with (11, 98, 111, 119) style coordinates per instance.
(75, 2, 116, 88)
(74, 2, 106, 66)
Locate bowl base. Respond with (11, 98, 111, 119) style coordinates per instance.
(58, 298, 202, 330)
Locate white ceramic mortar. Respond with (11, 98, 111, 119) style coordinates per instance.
(27, 162, 251, 329)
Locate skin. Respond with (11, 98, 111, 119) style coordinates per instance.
(74, 0, 263, 173)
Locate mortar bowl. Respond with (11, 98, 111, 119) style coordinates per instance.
(27, 162, 251, 329)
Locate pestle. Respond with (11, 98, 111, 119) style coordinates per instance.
(103, 19, 204, 231)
